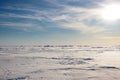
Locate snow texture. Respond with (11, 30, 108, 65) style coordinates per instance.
(0, 45, 120, 80)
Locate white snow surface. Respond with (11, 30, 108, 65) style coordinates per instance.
(0, 45, 120, 80)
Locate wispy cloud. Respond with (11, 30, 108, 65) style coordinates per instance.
(0, 0, 118, 34)
(0, 0, 120, 45)
(62, 22, 105, 34)
(0, 22, 44, 31)
(0, 13, 44, 21)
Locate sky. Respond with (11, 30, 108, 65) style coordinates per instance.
(0, 0, 120, 45)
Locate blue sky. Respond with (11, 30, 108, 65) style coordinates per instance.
(0, 0, 120, 45)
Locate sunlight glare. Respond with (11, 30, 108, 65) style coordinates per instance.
(100, 4, 120, 21)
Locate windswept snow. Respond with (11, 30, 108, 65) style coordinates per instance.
(0, 45, 120, 80)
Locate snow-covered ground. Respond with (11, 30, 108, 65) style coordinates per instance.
(0, 45, 120, 80)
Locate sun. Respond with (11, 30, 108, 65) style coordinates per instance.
(100, 3, 120, 21)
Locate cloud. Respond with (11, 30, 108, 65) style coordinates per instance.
(0, 22, 34, 27)
(0, 22, 44, 31)
(0, 0, 111, 34)
(52, 6, 106, 34)
(0, 13, 44, 21)
(52, 15, 68, 21)
(62, 22, 105, 34)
